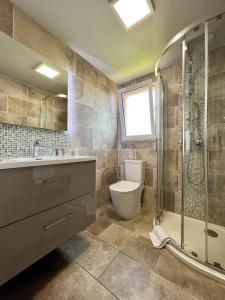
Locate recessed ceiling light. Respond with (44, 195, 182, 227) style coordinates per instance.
(111, 0, 154, 29)
(34, 63, 59, 79)
(57, 94, 67, 98)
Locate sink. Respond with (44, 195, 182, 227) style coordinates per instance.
(0, 156, 97, 170)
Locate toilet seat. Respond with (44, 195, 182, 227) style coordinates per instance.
(110, 180, 140, 193)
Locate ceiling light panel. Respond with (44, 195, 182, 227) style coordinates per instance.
(34, 63, 59, 79)
(112, 0, 154, 29)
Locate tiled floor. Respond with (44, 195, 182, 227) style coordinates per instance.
(1, 205, 225, 300)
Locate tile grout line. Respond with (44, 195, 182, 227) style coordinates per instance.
(75, 257, 120, 300)
(96, 251, 121, 279)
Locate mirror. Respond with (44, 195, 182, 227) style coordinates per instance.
(0, 32, 68, 131)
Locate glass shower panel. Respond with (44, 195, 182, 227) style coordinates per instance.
(156, 39, 182, 242)
(182, 22, 207, 262)
(207, 14, 225, 271)
(160, 40, 182, 216)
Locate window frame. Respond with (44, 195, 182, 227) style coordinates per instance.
(118, 79, 155, 142)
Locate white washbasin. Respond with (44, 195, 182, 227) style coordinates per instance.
(0, 156, 96, 169)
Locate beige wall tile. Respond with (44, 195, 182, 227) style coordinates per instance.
(208, 98, 225, 125)
(166, 84, 179, 107)
(163, 190, 175, 212)
(118, 149, 135, 165)
(145, 168, 153, 187)
(0, 0, 13, 37)
(74, 77, 94, 107)
(163, 169, 178, 192)
(120, 141, 156, 150)
(93, 149, 106, 169)
(208, 197, 225, 226)
(0, 93, 8, 112)
(13, 6, 74, 71)
(107, 114, 117, 133)
(106, 150, 118, 168)
(76, 126, 93, 149)
(93, 109, 108, 130)
(0, 111, 27, 126)
(136, 149, 157, 168)
(27, 86, 48, 102)
(0, 74, 27, 100)
(93, 129, 107, 149)
(8, 96, 26, 115)
(106, 131, 118, 149)
(209, 46, 225, 75)
(208, 73, 225, 100)
(75, 53, 116, 95)
(96, 187, 111, 209)
(53, 107, 67, 123)
(96, 168, 105, 190)
(164, 128, 179, 150)
(164, 150, 178, 171)
(93, 90, 108, 112)
(75, 53, 98, 88)
(102, 167, 117, 187)
(75, 101, 94, 128)
(142, 187, 156, 209)
(54, 98, 67, 110)
(27, 117, 40, 128)
(166, 107, 178, 128)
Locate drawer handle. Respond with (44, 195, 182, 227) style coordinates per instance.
(43, 175, 71, 184)
(44, 214, 72, 230)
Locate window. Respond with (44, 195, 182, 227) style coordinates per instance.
(118, 80, 155, 142)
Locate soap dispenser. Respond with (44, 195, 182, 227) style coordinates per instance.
(33, 140, 40, 157)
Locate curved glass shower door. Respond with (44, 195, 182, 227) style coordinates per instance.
(155, 11, 225, 281)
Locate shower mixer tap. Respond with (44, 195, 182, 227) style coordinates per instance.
(194, 137, 203, 146)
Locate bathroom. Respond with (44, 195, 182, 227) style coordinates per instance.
(0, 0, 225, 299)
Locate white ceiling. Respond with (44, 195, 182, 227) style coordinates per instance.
(11, 0, 225, 84)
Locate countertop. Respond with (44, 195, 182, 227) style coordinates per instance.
(0, 156, 97, 170)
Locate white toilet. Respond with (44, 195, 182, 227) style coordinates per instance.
(109, 160, 145, 219)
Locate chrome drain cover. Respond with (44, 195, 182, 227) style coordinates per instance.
(191, 251, 198, 257)
(204, 229, 218, 238)
(213, 262, 224, 270)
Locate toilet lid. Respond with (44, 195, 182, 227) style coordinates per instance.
(110, 180, 140, 193)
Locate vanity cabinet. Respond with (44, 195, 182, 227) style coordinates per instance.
(0, 159, 96, 285)
(0, 161, 95, 227)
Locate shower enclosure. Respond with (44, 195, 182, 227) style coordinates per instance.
(155, 12, 225, 283)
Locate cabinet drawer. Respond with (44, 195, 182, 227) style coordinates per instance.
(0, 192, 95, 285)
(0, 161, 96, 227)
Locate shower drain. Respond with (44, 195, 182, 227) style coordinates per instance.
(204, 229, 218, 238)
(191, 251, 198, 258)
(213, 262, 224, 270)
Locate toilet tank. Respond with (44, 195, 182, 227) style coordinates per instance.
(125, 160, 145, 184)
